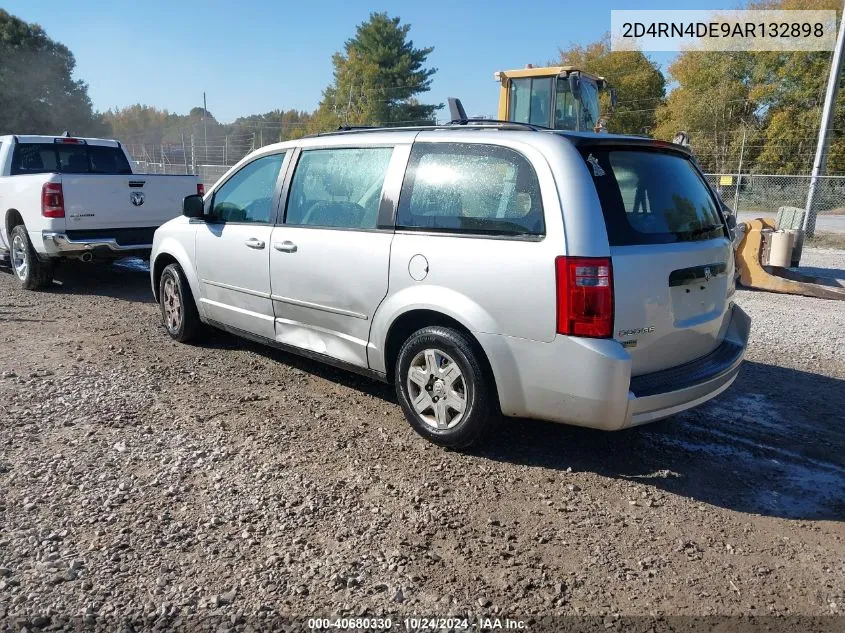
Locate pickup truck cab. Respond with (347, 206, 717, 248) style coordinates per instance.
(0, 134, 201, 289)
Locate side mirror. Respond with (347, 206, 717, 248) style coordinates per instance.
(182, 194, 204, 219)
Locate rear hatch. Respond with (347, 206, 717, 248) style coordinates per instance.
(581, 143, 734, 376)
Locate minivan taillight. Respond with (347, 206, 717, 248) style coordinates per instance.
(197, 183, 205, 196)
(41, 183, 65, 218)
(555, 256, 614, 338)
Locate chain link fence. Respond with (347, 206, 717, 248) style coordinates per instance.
(122, 127, 257, 188)
(703, 173, 845, 216)
(125, 136, 845, 220)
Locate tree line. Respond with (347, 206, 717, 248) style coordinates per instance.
(2, 1, 843, 175)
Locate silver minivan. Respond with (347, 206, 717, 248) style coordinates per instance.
(150, 124, 750, 448)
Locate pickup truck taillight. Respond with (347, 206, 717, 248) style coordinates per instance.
(41, 183, 65, 218)
(197, 183, 205, 196)
(555, 256, 614, 338)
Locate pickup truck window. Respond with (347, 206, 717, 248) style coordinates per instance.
(10, 143, 133, 176)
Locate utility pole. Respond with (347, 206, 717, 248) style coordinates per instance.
(733, 125, 747, 212)
(344, 81, 354, 127)
(203, 92, 209, 164)
(804, 8, 845, 237)
(180, 131, 188, 173)
(190, 134, 196, 174)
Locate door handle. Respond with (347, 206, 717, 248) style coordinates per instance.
(244, 238, 265, 249)
(274, 241, 298, 253)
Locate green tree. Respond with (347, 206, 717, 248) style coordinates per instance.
(310, 12, 440, 132)
(653, 51, 757, 173)
(557, 34, 666, 135)
(232, 109, 313, 144)
(748, 0, 844, 173)
(0, 9, 107, 136)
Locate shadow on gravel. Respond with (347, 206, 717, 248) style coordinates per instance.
(201, 329, 395, 401)
(197, 327, 845, 521)
(41, 257, 154, 302)
(477, 361, 845, 521)
(795, 265, 845, 281)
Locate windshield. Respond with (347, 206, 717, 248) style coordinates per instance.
(555, 77, 600, 131)
(582, 147, 726, 245)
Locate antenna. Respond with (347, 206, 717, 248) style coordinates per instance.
(448, 98, 468, 124)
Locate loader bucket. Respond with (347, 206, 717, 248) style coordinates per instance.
(735, 218, 845, 300)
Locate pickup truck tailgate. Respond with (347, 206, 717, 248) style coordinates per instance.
(60, 175, 192, 231)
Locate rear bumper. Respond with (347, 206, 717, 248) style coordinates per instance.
(42, 230, 154, 256)
(626, 307, 749, 425)
(478, 304, 751, 431)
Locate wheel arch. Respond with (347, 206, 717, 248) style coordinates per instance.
(380, 308, 501, 412)
(150, 240, 201, 309)
(3, 209, 24, 248)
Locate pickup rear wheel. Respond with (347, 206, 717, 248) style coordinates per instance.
(159, 263, 201, 343)
(10, 225, 53, 290)
(395, 326, 494, 449)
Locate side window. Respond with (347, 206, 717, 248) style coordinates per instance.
(397, 143, 545, 236)
(285, 147, 393, 229)
(209, 152, 285, 224)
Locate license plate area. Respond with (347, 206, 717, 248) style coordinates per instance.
(669, 263, 727, 326)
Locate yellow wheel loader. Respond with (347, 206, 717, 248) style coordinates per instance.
(494, 65, 616, 132)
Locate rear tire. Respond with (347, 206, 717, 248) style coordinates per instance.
(395, 326, 494, 449)
(159, 263, 201, 343)
(10, 224, 53, 290)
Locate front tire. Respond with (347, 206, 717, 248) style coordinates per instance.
(394, 326, 494, 449)
(159, 263, 201, 343)
(10, 225, 53, 290)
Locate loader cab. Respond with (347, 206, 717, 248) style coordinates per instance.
(496, 66, 614, 132)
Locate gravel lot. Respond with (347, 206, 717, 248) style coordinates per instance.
(0, 249, 843, 630)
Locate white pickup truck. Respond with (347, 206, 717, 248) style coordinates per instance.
(0, 134, 201, 290)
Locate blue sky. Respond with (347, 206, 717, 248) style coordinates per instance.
(5, 0, 734, 123)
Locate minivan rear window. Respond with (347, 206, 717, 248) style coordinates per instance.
(582, 148, 726, 245)
(10, 143, 133, 176)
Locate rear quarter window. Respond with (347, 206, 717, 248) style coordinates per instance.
(397, 142, 544, 236)
(583, 148, 726, 246)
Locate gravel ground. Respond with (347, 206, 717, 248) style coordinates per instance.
(0, 249, 843, 631)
